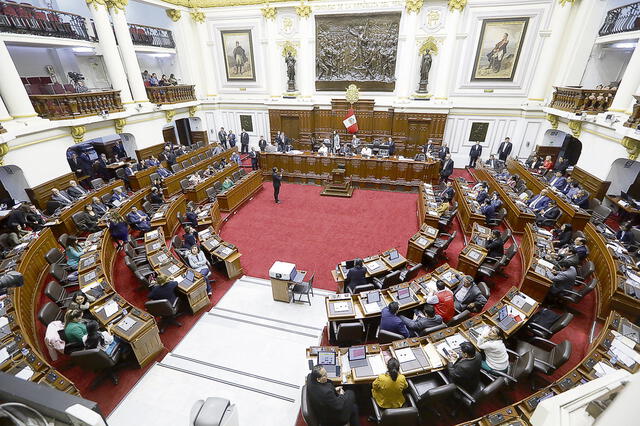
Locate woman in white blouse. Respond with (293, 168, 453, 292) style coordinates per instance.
(477, 326, 509, 373)
(187, 245, 212, 296)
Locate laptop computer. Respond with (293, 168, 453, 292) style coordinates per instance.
(183, 269, 195, 284)
(344, 259, 355, 269)
(317, 351, 338, 377)
(397, 287, 411, 300)
(497, 306, 517, 331)
(388, 249, 399, 261)
(348, 346, 368, 368)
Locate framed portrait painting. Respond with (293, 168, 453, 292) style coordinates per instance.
(471, 17, 529, 81)
(220, 30, 256, 81)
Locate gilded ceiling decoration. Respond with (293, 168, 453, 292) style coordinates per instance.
(160, 0, 318, 7)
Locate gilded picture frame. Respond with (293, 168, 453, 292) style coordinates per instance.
(471, 17, 529, 81)
(221, 29, 256, 82)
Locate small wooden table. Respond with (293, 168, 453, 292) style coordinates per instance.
(271, 270, 307, 302)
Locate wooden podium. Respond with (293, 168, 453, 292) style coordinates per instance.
(321, 167, 353, 197)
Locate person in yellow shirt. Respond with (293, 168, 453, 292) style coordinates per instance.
(436, 200, 450, 216)
(371, 357, 408, 409)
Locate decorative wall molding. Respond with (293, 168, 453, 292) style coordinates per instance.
(280, 40, 299, 57)
(546, 113, 558, 129)
(621, 136, 640, 160)
(70, 126, 86, 143)
(405, 0, 423, 14)
(296, 1, 312, 18)
(559, 0, 576, 7)
(191, 10, 206, 24)
(568, 119, 582, 137)
(105, 0, 127, 11)
(189, 106, 198, 117)
(261, 6, 277, 20)
(114, 118, 127, 134)
(418, 36, 440, 56)
(448, 0, 467, 12)
(0, 142, 9, 166)
(166, 9, 182, 22)
(165, 110, 177, 122)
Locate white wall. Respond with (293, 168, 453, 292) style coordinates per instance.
(0, 166, 30, 202)
(136, 53, 181, 81)
(580, 45, 633, 88)
(606, 158, 640, 196)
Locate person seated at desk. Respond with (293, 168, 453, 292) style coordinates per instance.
(230, 151, 242, 166)
(91, 196, 109, 217)
(485, 154, 502, 169)
(549, 171, 568, 191)
(552, 223, 573, 249)
(485, 230, 504, 259)
(551, 246, 580, 268)
(162, 147, 177, 165)
(122, 162, 136, 181)
(67, 180, 88, 200)
(83, 321, 120, 358)
(535, 200, 561, 226)
(149, 274, 179, 305)
(553, 156, 569, 174)
(489, 192, 503, 210)
(344, 258, 367, 293)
(426, 280, 455, 322)
(127, 207, 151, 232)
(380, 301, 410, 338)
(25, 204, 47, 231)
(339, 143, 351, 155)
(525, 155, 542, 169)
(528, 189, 551, 212)
(561, 177, 579, 197)
(617, 222, 635, 247)
(546, 264, 577, 303)
(149, 187, 165, 206)
(306, 365, 361, 426)
(110, 187, 128, 206)
(107, 212, 129, 250)
(477, 326, 509, 373)
(75, 205, 101, 233)
(360, 145, 372, 158)
(476, 183, 489, 203)
(187, 245, 213, 296)
(317, 143, 328, 156)
(372, 358, 408, 410)
(50, 188, 74, 207)
(570, 189, 589, 210)
(156, 164, 173, 179)
(5, 205, 27, 230)
(145, 156, 161, 168)
(439, 180, 455, 202)
(453, 276, 487, 313)
(221, 177, 234, 191)
(69, 292, 95, 320)
(63, 309, 87, 345)
(479, 199, 495, 225)
(182, 226, 198, 250)
(399, 304, 443, 337)
(506, 175, 520, 190)
(539, 155, 553, 174)
(65, 236, 83, 272)
(447, 342, 482, 396)
(185, 205, 199, 228)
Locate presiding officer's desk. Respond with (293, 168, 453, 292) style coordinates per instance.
(453, 179, 486, 234)
(259, 151, 440, 190)
(331, 249, 408, 292)
(505, 158, 591, 231)
(316, 286, 538, 385)
(473, 164, 536, 234)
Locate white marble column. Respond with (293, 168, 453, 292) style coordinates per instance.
(0, 94, 12, 121)
(0, 40, 36, 118)
(298, 16, 314, 97)
(109, 5, 148, 103)
(609, 45, 640, 112)
(433, 9, 462, 100)
(527, 2, 574, 101)
(172, 15, 201, 98)
(265, 18, 281, 97)
(194, 20, 219, 99)
(85, 1, 132, 103)
(396, 11, 418, 99)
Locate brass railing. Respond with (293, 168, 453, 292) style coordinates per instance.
(128, 23, 174, 48)
(0, 1, 95, 41)
(146, 85, 196, 105)
(29, 90, 124, 120)
(599, 2, 640, 36)
(549, 86, 616, 114)
(624, 95, 640, 129)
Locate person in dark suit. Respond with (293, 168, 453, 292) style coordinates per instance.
(77, 151, 93, 177)
(485, 230, 504, 259)
(423, 139, 436, 155)
(552, 223, 573, 249)
(617, 222, 635, 246)
(553, 156, 569, 174)
(67, 152, 82, 175)
(438, 144, 450, 161)
(399, 304, 443, 337)
(240, 129, 249, 154)
(344, 258, 367, 293)
(547, 265, 577, 301)
(75, 205, 101, 233)
(496, 137, 512, 162)
(548, 172, 568, 191)
(249, 147, 259, 170)
(185, 205, 199, 228)
(440, 154, 454, 182)
(468, 141, 482, 168)
(218, 127, 228, 149)
(182, 225, 198, 250)
(439, 180, 455, 202)
(570, 190, 589, 210)
(66, 180, 88, 199)
(24, 204, 46, 231)
(162, 147, 177, 166)
(485, 154, 502, 169)
(453, 276, 487, 312)
(5, 206, 27, 229)
(572, 237, 589, 260)
(480, 199, 495, 225)
(110, 187, 128, 206)
(50, 188, 73, 206)
(387, 136, 395, 156)
(228, 130, 237, 149)
(380, 301, 410, 338)
(258, 136, 267, 152)
(447, 342, 482, 395)
(91, 197, 109, 217)
(272, 167, 282, 204)
(489, 192, 503, 210)
(535, 200, 561, 226)
(113, 142, 126, 159)
(275, 131, 284, 152)
(476, 183, 489, 203)
(525, 155, 540, 169)
(148, 274, 179, 305)
(528, 190, 551, 212)
(306, 365, 360, 426)
(126, 207, 151, 232)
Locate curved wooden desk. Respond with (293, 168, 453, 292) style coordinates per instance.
(216, 170, 263, 212)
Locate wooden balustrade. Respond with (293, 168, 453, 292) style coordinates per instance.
(549, 86, 616, 114)
(129, 23, 174, 48)
(599, 1, 640, 36)
(0, 1, 95, 41)
(29, 90, 124, 120)
(624, 95, 640, 129)
(146, 85, 196, 105)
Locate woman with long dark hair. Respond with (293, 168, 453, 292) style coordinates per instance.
(371, 357, 408, 409)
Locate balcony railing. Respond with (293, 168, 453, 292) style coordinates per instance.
(624, 95, 640, 129)
(29, 90, 124, 120)
(0, 1, 95, 41)
(599, 2, 640, 36)
(549, 86, 617, 114)
(129, 23, 174, 49)
(146, 85, 196, 105)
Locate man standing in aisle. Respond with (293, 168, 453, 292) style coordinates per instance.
(258, 135, 267, 152)
(249, 147, 259, 170)
(440, 154, 454, 182)
(468, 141, 482, 168)
(228, 130, 237, 149)
(240, 129, 249, 154)
(496, 137, 512, 162)
(272, 167, 282, 204)
(218, 127, 228, 149)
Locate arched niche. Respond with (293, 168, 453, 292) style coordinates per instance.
(0, 165, 30, 204)
(538, 129, 582, 165)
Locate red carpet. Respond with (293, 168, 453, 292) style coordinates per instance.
(33, 167, 596, 423)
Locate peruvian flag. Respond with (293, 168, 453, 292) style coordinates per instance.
(343, 108, 358, 134)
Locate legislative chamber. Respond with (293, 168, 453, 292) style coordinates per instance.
(0, 0, 639, 426)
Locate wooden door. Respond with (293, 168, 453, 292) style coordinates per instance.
(163, 127, 177, 145)
(406, 119, 432, 156)
(281, 116, 300, 141)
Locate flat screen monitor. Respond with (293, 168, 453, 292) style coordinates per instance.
(397, 288, 410, 299)
(367, 291, 380, 303)
(345, 259, 355, 269)
(348, 346, 366, 361)
(388, 249, 399, 260)
(185, 270, 195, 282)
(497, 306, 508, 321)
(317, 351, 336, 366)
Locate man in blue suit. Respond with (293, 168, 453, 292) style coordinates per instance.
(380, 302, 410, 338)
(127, 206, 151, 232)
(570, 190, 589, 210)
(528, 189, 551, 212)
(548, 171, 567, 191)
(480, 199, 495, 225)
(476, 183, 489, 204)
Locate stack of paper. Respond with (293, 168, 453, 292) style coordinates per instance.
(395, 348, 416, 363)
(16, 366, 34, 381)
(445, 334, 468, 349)
(537, 259, 555, 270)
(118, 317, 137, 331)
(367, 261, 381, 271)
(369, 355, 387, 375)
(423, 344, 443, 368)
(333, 302, 350, 312)
(592, 361, 617, 378)
(363, 302, 380, 314)
(168, 264, 180, 275)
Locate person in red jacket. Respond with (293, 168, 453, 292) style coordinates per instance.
(426, 280, 455, 322)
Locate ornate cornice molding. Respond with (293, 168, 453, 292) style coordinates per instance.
(114, 118, 127, 134)
(567, 119, 582, 138)
(546, 113, 559, 129)
(160, 0, 317, 7)
(166, 9, 182, 22)
(405, 0, 423, 14)
(418, 36, 440, 56)
(296, 1, 311, 18)
(621, 137, 640, 160)
(261, 6, 277, 20)
(165, 110, 177, 122)
(191, 10, 206, 23)
(85, 0, 107, 9)
(345, 84, 360, 105)
(71, 126, 86, 143)
(188, 106, 198, 117)
(280, 40, 298, 58)
(0, 142, 8, 166)
(559, 0, 576, 6)
(448, 0, 467, 12)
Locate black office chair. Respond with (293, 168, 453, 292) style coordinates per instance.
(477, 281, 490, 300)
(124, 255, 154, 278)
(514, 338, 572, 388)
(171, 163, 182, 173)
(133, 269, 154, 290)
(206, 187, 218, 201)
(124, 244, 148, 266)
(348, 283, 375, 295)
(182, 160, 190, 169)
(590, 204, 612, 224)
(149, 172, 160, 182)
(557, 278, 598, 310)
(300, 385, 349, 426)
(376, 326, 405, 344)
(484, 350, 535, 386)
(292, 274, 314, 305)
(101, 193, 113, 206)
(49, 263, 78, 288)
(455, 372, 508, 411)
(142, 201, 155, 215)
(370, 393, 419, 426)
(91, 178, 105, 189)
(400, 263, 422, 282)
(500, 228, 512, 245)
(213, 181, 223, 192)
(45, 248, 70, 269)
(418, 323, 447, 337)
(331, 320, 365, 346)
(373, 270, 402, 289)
(38, 301, 63, 326)
(145, 299, 182, 333)
(487, 208, 507, 227)
(70, 348, 122, 388)
(44, 281, 73, 308)
(423, 231, 456, 264)
(447, 310, 470, 327)
(180, 178, 191, 191)
(576, 260, 595, 284)
(407, 371, 457, 416)
(524, 311, 573, 340)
